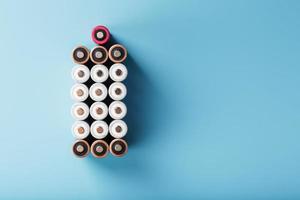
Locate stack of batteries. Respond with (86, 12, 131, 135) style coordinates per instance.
(71, 25, 128, 158)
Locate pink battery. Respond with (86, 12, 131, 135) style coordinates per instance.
(91, 25, 110, 45)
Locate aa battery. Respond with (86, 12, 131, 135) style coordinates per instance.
(72, 46, 89, 64)
(72, 140, 90, 158)
(71, 65, 90, 83)
(109, 63, 128, 82)
(91, 25, 110, 45)
(71, 102, 89, 120)
(91, 64, 109, 83)
(108, 82, 127, 101)
(108, 44, 127, 63)
(91, 120, 109, 139)
(72, 121, 89, 139)
(109, 101, 127, 120)
(90, 46, 108, 64)
(71, 83, 89, 102)
(91, 140, 109, 158)
(90, 102, 108, 120)
(89, 83, 107, 102)
(109, 120, 127, 139)
(110, 139, 128, 157)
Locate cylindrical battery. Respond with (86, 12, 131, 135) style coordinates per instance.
(109, 120, 127, 139)
(89, 83, 107, 102)
(71, 83, 89, 102)
(72, 46, 90, 64)
(91, 25, 110, 45)
(90, 46, 108, 64)
(90, 102, 108, 120)
(91, 140, 109, 158)
(109, 63, 128, 82)
(108, 44, 127, 63)
(71, 102, 89, 120)
(110, 139, 128, 157)
(91, 64, 109, 83)
(71, 65, 90, 83)
(72, 121, 90, 139)
(109, 101, 127, 120)
(72, 140, 90, 158)
(109, 82, 127, 101)
(91, 120, 109, 139)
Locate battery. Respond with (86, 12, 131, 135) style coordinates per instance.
(91, 120, 109, 139)
(90, 102, 108, 120)
(110, 139, 128, 157)
(89, 83, 107, 102)
(109, 120, 127, 139)
(109, 63, 128, 82)
(90, 46, 108, 64)
(91, 140, 109, 158)
(71, 83, 89, 102)
(91, 25, 110, 45)
(108, 82, 127, 101)
(71, 65, 90, 83)
(71, 102, 89, 120)
(72, 121, 90, 139)
(109, 101, 127, 120)
(91, 64, 109, 83)
(108, 44, 127, 63)
(72, 140, 90, 158)
(72, 46, 89, 64)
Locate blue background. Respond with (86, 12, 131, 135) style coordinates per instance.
(0, 0, 299, 199)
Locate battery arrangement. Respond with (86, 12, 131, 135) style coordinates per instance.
(71, 25, 128, 158)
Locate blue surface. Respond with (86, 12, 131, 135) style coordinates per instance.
(0, 0, 299, 199)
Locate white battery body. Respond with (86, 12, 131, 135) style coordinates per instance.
(109, 101, 127, 120)
(71, 102, 89, 120)
(71, 83, 89, 102)
(90, 102, 108, 120)
(71, 65, 90, 83)
(108, 82, 127, 101)
(72, 121, 90, 139)
(109, 120, 127, 139)
(89, 83, 107, 102)
(91, 120, 109, 139)
(91, 64, 109, 83)
(109, 63, 128, 82)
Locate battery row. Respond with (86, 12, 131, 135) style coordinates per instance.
(71, 25, 128, 158)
